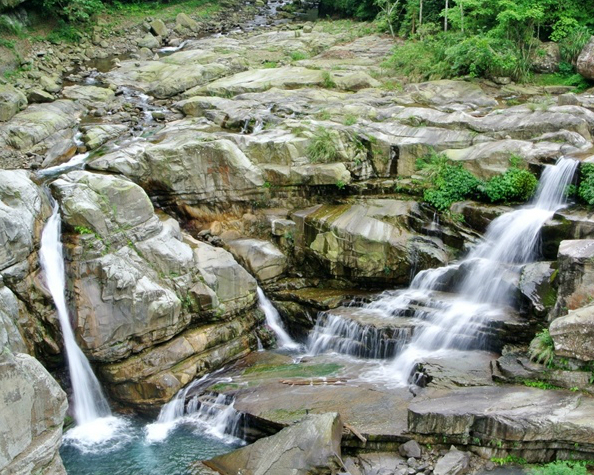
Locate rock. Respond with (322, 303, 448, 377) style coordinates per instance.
(408, 386, 594, 462)
(531, 42, 560, 73)
(203, 67, 328, 96)
(62, 85, 116, 107)
(0, 170, 48, 271)
(303, 23, 313, 34)
(227, 238, 287, 282)
(271, 219, 296, 237)
(0, 85, 27, 122)
(150, 19, 169, 38)
(204, 413, 343, 475)
(81, 124, 127, 150)
(519, 261, 557, 317)
(0, 100, 85, 152)
(176, 12, 198, 32)
(558, 93, 579, 106)
(550, 303, 594, 361)
(551, 240, 594, 320)
(27, 89, 54, 104)
(294, 200, 449, 284)
(433, 448, 469, 475)
(329, 71, 381, 91)
(39, 75, 61, 94)
(399, 440, 422, 459)
(450, 201, 511, 234)
(137, 33, 160, 49)
(0, 351, 67, 475)
(0, 284, 27, 354)
(89, 129, 265, 206)
(403, 80, 497, 111)
(577, 36, 594, 80)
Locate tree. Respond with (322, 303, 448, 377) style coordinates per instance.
(375, 0, 402, 36)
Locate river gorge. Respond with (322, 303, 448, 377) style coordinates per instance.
(2, 1, 594, 474)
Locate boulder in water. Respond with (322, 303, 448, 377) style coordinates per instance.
(577, 36, 594, 80)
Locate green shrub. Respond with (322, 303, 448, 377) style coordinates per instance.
(529, 461, 588, 475)
(559, 26, 592, 64)
(480, 168, 538, 203)
(290, 51, 309, 61)
(318, 0, 378, 20)
(307, 127, 338, 163)
(578, 163, 594, 206)
(419, 155, 482, 211)
(43, 0, 104, 24)
(529, 329, 555, 367)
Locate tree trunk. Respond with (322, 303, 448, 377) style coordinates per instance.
(419, 0, 423, 28)
(444, 0, 448, 32)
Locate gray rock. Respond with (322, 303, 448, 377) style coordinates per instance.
(39, 75, 61, 94)
(399, 440, 422, 459)
(137, 33, 160, 49)
(519, 261, 557, 316)
(62, 85, 116, 107)
(81, 124, 127, 150)
(176, 12, 198, 32)
(577, 36, 594, 80)
(550, 303, 594, 361)
(550, 240, 594, 320)
(0, 85, 27, 121)
(150, 19, 169, 38)
(227, 238, 287, 282)
(531, 42, 560, 73)
(0, 351, 67, 475)
(433, 448, 469, 475)
(27, 89, 54, 104)
(204, 413, 343, 474)
(404, 80, 497, 111)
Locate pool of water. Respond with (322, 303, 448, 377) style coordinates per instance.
(60, 416, 239, 475)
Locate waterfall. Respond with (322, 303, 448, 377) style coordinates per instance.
(384, 157, 579, 384)
(39, 204, 111, 425)
(257, 287, 299, 349)
(146, 380, 243, 445)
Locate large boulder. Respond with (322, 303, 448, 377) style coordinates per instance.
(577, 36, 594, 81)
(0, 85, 27, 122)
(204, 413, 343, 475)
(0, 100, 85, 152)
(550, 240, 594, 320)
(227, 239, 287, 282)
(519, 261, 557, 317)
(293, 200, 450, 284)
(88, 129, 265, 207)
(434, 448, 470, 475)
(62, 86, 116, 107)
(403, 80, 497, 111)
(531, 42, 560, 73)
(550, 303, 594, 361)
(0, 351, 68, 475)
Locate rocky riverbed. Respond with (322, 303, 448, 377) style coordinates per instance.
(2, 1, 594, 474)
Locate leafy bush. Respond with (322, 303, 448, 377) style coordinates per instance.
(480, 168, 538, 203)
(318, 0, 378, 20)
(578, 163, 594, 206)
(529, 461, 588, 475)
(419, 154, 482, 211)
(43, 0, 104, 23)
(307, 127, 338, 163)
(559, 25, 592, 64)
(529, 329, 555, 367)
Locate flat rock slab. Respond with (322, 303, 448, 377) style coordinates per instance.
(409, 386, 594, 461)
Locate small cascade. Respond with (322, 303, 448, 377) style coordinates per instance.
(307, 311, 408, 359)
(257, 287, 300, 349)
(40, 204, 111, 425)
(146, 381, 244, 445)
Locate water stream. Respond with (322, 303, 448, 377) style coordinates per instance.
(257, 286, 300, 350)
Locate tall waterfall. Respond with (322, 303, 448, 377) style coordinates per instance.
(40, 204, 111, 424)
(257, 287, 299, 349)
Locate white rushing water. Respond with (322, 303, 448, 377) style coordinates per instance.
(257, 287, 300, 349)
(40, 204, 128, 451)
(382, 157, 579, 384)
(146, 380, 243, 445)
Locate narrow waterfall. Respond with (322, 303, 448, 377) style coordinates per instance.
(39, 204, 111, 424)
(257, 287, 299, 349)
(384, 157, 579, 384)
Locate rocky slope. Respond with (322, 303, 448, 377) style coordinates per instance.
(2, 3, 594, 473)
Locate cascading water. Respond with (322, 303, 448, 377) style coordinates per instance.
(308, 158, 578, 386)
(384, 157, 579, 384)
(257, 287, 300, 349)
(146, 375, 244, 445)
(40, 203, 129, 451)
(40, 204, 111, 424)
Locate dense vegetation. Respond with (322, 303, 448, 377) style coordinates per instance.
(320, 0, 594, 82)
(416, 152, 538, 211)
